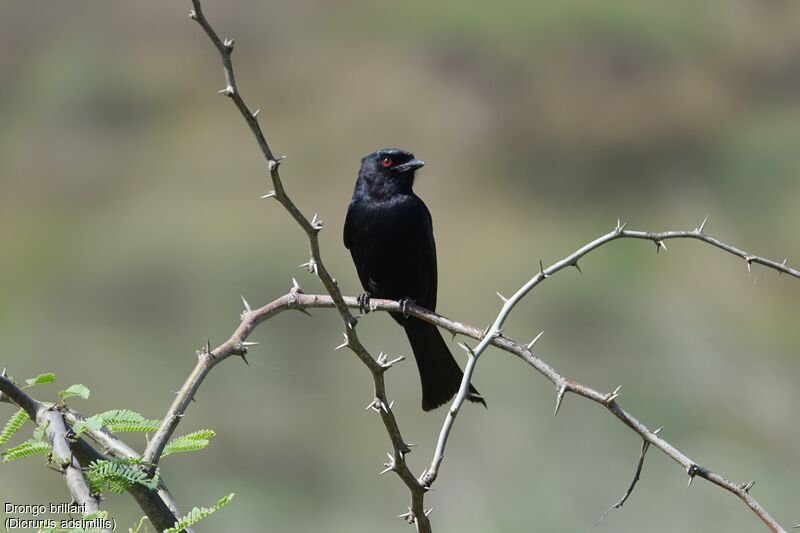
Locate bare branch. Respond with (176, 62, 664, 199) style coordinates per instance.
(419, 221, 798, 504)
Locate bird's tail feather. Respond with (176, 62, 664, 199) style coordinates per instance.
(404, 320, 486, 411)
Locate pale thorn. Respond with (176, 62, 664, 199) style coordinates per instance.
(217, 85, 234, 96)
(379, 464, 393, 475)
(687, 475, 694, 488)
(527, 331, 544, 350)
(745, 256, 753, 273)
(554, 384, 567, 417)
(292, 277, 301, 291)
(457, 342, 473, 355)
(383, 355, 405, 367)
(780, 258, 788, 276)
(260, 190, 276, 199)
(1, 366, 6, 377)
(539, 259, 550, 278)
(424, 508, 433, 517)
(334, 333, 348, 351)
(496, 291, 507, 302)
(606, 385, 622, 403)
(241, 341, 259, 347)
(741, 480, 756, 493)
(653, 426, 664, 436)
(188, 9, 197, 19)
(252, 108, 260, 118)
(388, 400, 395, 410)
(697, 215, 709, 234)
(222, 37, 235, 51)
(365, 398, 377, 411)
(241, 294, 252, 312)
(655, 240, 668, 253)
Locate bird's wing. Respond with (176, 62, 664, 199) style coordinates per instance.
(343, 200, 355, 250)
(416, 198, 439, 311)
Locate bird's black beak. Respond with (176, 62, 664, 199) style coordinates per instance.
(394, 159, 425, 173)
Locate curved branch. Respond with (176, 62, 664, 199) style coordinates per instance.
(147, 2, 432, 528)
(423, 219, 798, 488)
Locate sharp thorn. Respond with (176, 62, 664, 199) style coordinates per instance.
(424, 508, 433, 517)
(496, 291, 507, 302)
(334, 333, 348, 351)
(379, 465, 393, 475)
(653, 426, 663, 435)
(252, 108, 261, 118)
(239, 353, 250, 366)
(292, 277, 301, 290)
(554, 384, 567, 417)
(296, 308, 312, 317)
(697, 215, 709, 234)
(539, 259, 550, 278)
(527, 331, 544, 350)
(573, 261, 583, 274)
(241, 295, 252, 312)
(260, 190, 276, 199)
(457, 342, 473, 355)
(241, 341, 259, 347)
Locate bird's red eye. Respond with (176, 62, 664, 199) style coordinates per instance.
(381, 157, 392, 167)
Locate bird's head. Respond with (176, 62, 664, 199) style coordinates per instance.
(357, 148, 425, 196)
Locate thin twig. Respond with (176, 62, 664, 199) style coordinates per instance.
(596, 430, 659, 524)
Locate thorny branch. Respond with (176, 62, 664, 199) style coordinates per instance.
(141, 1, 433, 529)
(157, 1, 797, 531)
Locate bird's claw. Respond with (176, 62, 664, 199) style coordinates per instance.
(357, 292, 372, 314)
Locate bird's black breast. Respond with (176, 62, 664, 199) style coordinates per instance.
(344, 193, 438, 310)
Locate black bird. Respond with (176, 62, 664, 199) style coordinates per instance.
(343, 148, 485, 411)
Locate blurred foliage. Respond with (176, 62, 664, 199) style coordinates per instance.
(1, 0, 799, 531)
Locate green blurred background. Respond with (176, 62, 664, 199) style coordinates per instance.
(1, 1, 799, 531)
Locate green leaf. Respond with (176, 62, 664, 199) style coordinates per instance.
(74, 409, 160, 436)
(162, 429, 215, 457)
(2, 439, 50, 462)
(86, 458, 159, 494)
(0, 409, 29, 445)
(96, 409, 160, 433)
(164, 493, 235, 533)
(24, 373, 56, 387)
(59, 384, 91, 401)
(72, 415, 103, 438)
